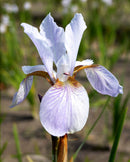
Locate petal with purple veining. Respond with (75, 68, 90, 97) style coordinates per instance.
(85, 65, 123, 97)
(10, 76, 33, 108)
(39, 78, 89, 136)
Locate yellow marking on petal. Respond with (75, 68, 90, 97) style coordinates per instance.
(54, 79, 64, 88)
(53, 78, 81, 89)
(68, 77, 81, 88)
(73, 64, 99, 75)
(27, 71, 54, 85)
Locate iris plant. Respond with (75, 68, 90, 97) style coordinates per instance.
(10, 13, 123, 137)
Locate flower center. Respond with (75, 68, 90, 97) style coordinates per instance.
(57, 63, 70, 82)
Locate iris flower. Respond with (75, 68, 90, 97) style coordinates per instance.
(10, 13, 123, 137)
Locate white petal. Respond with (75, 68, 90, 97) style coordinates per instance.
(39, 79, 89, 136)
(40, 13, 66, 64)
(65, 13, 87, 75)
(102, 0, 112, 5)
(56, 54, 71, 82)
(75, 59, 94, 67)
(85, 65, 123, 97)
(22, 65, 47, 74)
(21, 23, 53, 79)
(10, 76, 33, 108)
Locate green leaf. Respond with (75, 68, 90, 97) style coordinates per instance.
(108, 107, 128, 162)
(13, 124, 22, 162)
(121, 92, 130, 110)
(112, 92, 129, 138)
(0, 142, 8, 157)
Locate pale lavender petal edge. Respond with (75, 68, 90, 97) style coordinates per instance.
(22, 65, 47, 74)
(75, 59, 94, 67)
(21, 23, 53, 80)
(40, 13, 66, 64)
(65, 13, 87, 75)
(39, 81, 89, 136)
(85, 65, 123, 97)
(10, 76, 33, 108)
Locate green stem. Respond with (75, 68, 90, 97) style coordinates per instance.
(13, 124, 22, 162)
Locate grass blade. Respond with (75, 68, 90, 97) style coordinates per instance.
(0, 142, 8, 159)
(13, 123, 22, 162)
(108, 107, 127, 162)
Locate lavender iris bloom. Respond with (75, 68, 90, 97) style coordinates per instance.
(10, 13, 123, 137)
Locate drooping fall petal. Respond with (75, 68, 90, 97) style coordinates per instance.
(10, 76, 33, 108)
(85, 65, 123, 97)
(39, 78, 89, 136)
(65, 13, 87, 75)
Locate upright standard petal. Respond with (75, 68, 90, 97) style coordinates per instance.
(10, 76, 33, 108)
(40, 13, 66, 64)
(85, 65, 123, 97)
(39, 78, 89, 136)
(21, 23, 53, 80)
(65, 13, 87, 75)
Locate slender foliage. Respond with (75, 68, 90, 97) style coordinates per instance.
(13, 124, 22, 162)
(112, 93, 129, 138)
(109, 107, 127, 162)
(0, 142, 8, 162)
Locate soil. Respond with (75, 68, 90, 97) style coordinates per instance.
(1, 60, 130, 162)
